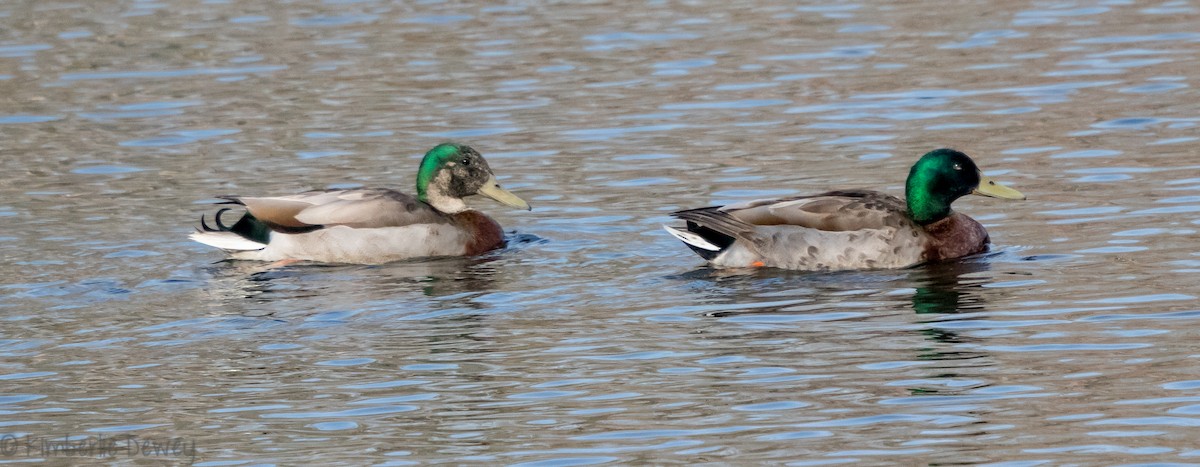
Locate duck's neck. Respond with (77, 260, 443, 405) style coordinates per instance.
(424, 188, 469, 214)
(419, 171, 470, 214)
(906, 181, 952, 225)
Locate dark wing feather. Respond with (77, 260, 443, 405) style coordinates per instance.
(671, 206, 765, 249)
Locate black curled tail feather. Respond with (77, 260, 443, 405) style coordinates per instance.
(199, 208, 236, 232)
(198, 208, 272, 245)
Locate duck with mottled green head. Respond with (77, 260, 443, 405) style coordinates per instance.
(664, 149, 1025, 271)
(190, 143, 530, 264)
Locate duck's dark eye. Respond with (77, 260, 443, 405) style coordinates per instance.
(460, 158, 471, 166)
(953, 163, 963, 171)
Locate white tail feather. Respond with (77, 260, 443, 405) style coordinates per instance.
(189, 231, 267, 251)
(662, 225, 721, 251)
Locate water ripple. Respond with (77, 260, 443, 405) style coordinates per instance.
(59, 65, 286, 81)
(4, 1, 1200, 464)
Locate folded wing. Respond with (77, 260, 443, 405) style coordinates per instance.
(719, 190, 909, 232)
(228, 188, 447, 230)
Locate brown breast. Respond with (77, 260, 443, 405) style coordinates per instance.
(453, 210, 507, 256)
(921, 212, 990, 262)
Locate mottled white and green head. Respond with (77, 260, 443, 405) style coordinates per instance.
(905, 149, 1024, 225)
(416, 143, 531, 214)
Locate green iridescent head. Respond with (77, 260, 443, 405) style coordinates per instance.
(905, 149, 1024, 224)
(415, 143, 530, 213)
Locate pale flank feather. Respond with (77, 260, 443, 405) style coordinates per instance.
(227, 224, 468, 264)
(188, 231, 267, 251)
(728, 223, 922, 270)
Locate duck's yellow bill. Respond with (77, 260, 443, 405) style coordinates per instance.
(972, 176, 1026, 200)
(478, 175, 531, 210)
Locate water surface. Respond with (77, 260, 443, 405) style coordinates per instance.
(2, 0, 1200, 464)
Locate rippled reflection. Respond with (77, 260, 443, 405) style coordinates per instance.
(909, 259, 995, 315)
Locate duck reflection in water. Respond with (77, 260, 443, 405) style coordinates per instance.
(200, 255, 508, 315)
(669, 253, 1010, 325)
(908, 258, 996, 315)
(907, 255, 1014, 364)
(668, 255, 1015, 389)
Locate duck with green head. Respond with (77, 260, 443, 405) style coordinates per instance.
(664, 148, 1025, 270)
(190, 143, 530, 264)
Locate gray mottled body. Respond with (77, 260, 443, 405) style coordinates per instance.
(669, 190, 990, 271)
(227, 224, 476, 263)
